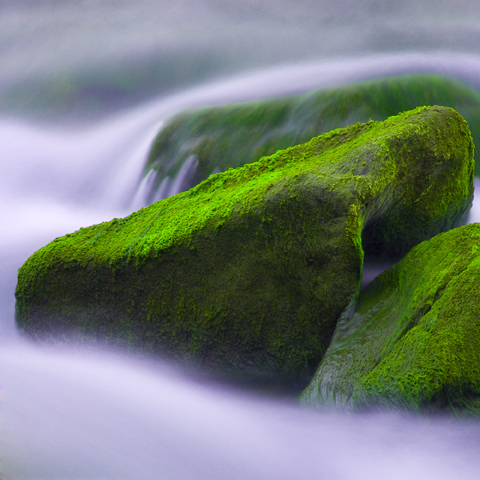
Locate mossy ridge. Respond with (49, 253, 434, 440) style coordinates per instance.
(146, 74, 480, 195)
(302, 223, 480, 415)
(20, 105, 473, 270)
(16, 106, 474, 377)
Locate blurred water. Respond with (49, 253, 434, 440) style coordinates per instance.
(3, 343, 480, 480)
(2, 0, 480, 119)
(2, 1, 480, 479)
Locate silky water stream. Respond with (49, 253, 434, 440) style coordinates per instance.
(2, 56, 480, 479)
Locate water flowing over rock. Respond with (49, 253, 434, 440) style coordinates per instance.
(302, 223, 480, 415)
(15, 106, 474, 379)
(144, 75, 480, 199)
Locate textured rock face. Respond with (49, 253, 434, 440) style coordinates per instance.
(302, 223, 480, 415)
(15, 106, 474, 378)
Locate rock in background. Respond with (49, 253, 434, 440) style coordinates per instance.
(144, 74, 480, 202)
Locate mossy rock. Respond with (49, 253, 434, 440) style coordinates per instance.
(145, 74, 480, 199)
(302, 223, 480, 415)
(15, 106, 474, 379)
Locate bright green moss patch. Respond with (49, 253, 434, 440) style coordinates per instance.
(302, 223, 480, 415)
(15, 106, 474, 379)
(145, 74, 480, 198)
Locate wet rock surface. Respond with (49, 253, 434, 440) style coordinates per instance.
(302, 223, 480, 415)
(16, 106, 474, 380)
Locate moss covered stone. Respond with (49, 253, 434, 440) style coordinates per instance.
(302, 223, 480, 415)
(15, 106, 474, 379)
(145, 74, 480, 199)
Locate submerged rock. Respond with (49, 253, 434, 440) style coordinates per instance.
(302, 223, 480, 415)
(145, 74, 480, 200)
(15, 106, 474, 378)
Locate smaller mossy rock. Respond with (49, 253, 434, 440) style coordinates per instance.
(145, 74, 480, 199)
(15, 106, 474, 379)
(302, 223, 480, 415)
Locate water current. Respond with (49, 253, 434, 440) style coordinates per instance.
(3, 1, 480, 478)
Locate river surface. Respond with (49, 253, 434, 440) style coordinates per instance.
(2, 1, 480, 479)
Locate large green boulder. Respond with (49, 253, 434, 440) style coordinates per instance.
(15, 106, 474, 379)
(302, 223, 480, 415)
(145, 74, 480, 200)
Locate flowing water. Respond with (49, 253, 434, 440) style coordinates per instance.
(3, 1, 480, 478)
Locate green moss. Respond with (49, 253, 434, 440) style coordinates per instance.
(146, 74, 480, 195)
(302, 223, 480, 415)
(15, 106, 474, 378)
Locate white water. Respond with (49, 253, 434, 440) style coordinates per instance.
(3, 344, 480, 480)
(3, 1, 480, 479)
